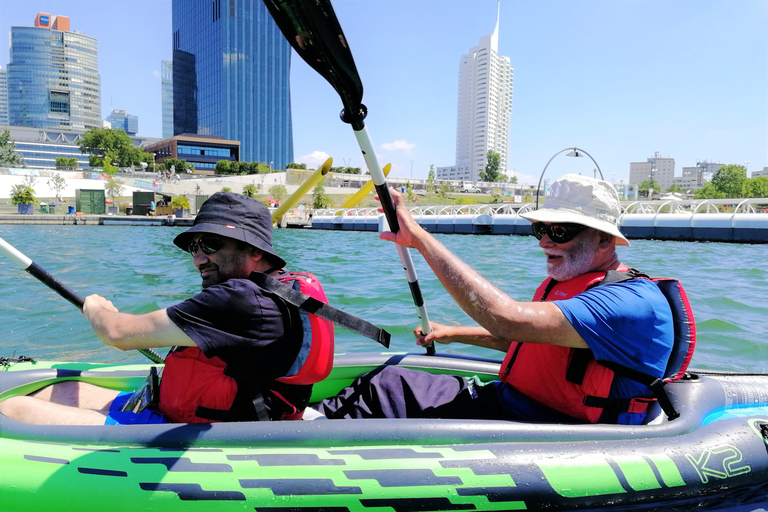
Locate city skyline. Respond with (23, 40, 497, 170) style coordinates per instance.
(0, 0, 765, 184)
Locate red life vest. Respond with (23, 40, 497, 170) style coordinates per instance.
(158, 272, 335, 423)
(499, 267, 695, 423)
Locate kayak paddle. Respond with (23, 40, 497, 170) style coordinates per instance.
(263, 0, 435, 355)
(0, 236, 164, 364)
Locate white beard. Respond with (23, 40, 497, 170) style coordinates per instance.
(546, 234, 598, 282)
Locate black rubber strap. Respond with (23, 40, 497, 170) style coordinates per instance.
(249, 272, 391, 348)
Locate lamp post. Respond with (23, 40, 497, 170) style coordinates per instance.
(269, 161, 273, 173)
(535, 147, 603, 209)
(152, 152, 156, 172)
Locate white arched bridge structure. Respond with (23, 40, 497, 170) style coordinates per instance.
(309, 198, 768, 243)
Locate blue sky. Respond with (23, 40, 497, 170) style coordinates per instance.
(1, 0, 766, 184)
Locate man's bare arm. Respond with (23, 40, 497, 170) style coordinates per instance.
(380, 191, 587, 349)
(83, 295, 196, 350)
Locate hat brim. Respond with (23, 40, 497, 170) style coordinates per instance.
(173, 222, 287, 268)
(520, 208, 630, 246)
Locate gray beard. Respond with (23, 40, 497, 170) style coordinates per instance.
(546, 235, 596, 282)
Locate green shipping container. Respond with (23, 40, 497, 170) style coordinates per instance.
(75, 189, 106, 215)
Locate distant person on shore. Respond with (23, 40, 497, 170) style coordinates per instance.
(317, 174, 694, 425)
(0, 193, 334, 425)
(149, 200, 156, 216)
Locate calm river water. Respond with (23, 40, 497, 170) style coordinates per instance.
(0, 225, 766, 372)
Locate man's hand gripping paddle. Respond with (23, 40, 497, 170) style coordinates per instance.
(263, 0, 435, 354)
(0, 236, 164, 364)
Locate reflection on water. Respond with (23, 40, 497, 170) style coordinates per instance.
(0, 225, 766, 372)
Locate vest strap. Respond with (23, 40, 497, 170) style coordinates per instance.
(250, 272, 391, 348)
(598, 360, 680, 421)
(583, 395, 654, 423)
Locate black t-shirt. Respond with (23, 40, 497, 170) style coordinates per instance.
(166, 278, 309, 419)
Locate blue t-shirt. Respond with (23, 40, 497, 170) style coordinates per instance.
(555, 279, 674, 424)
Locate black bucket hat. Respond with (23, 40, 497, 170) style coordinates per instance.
(173, 192, 286, 268)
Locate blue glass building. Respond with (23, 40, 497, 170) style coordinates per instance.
(172, 0, 293, 169)
(105, 109, 139, 135)
(0, 68, 8, 126)
(7, 15, 101, 131)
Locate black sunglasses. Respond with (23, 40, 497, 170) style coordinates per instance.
(531, 223, 589, 244)
(187, 235, 226, 255)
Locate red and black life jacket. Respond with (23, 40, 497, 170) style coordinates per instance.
(499, 267, 695, 423)
(158, 271, 335, 423)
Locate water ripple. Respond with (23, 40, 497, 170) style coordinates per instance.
(0, 226, 766, 371)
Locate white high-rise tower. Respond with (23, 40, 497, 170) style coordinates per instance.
(440, 3, 513, 181)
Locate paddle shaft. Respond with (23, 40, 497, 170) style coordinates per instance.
(353, 126, 434, 354)
(0, 237, 164, 364)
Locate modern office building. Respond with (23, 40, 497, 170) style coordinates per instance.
(674, 161, 723, 190)
(439, 4, 513, 181)
(105, 109, 138, 135)
(629, 152, 676, 190)
(160, 60, 174, 139)
(7, 13, 101, 132)
(144, 134, 240, 173)
(171, 0, 293, 168)
(0, 68, 8, 126)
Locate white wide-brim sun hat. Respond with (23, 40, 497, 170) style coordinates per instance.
(521, 174, 630, 246)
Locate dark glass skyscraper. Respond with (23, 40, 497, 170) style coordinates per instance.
(172, 0, 293, 168)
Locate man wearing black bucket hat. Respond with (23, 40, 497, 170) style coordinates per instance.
(1, 193, 332, 425)
(318, 175, 694, 425)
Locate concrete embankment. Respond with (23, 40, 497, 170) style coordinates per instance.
(0, 214, 194, 227)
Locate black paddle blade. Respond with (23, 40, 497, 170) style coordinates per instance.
(263, 0, 366, 126)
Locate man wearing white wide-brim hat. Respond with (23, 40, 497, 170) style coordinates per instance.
(318, 174, 690, 425)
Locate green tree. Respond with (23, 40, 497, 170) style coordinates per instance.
(268, 184, 288, 203)
(78, 128, 150, 168)
(287, 163, 307, 169)
(711, 164, 747, 198)
(438, 182, 453, 198)
(215, 160, 232, 174)
(242, 184, 257, 198)
(104, 178, 124, 204)
(667, 184, 683, 193)
(741, 177, 768, 198)
(164, 158, 188, 174)
(510, 175, 518, 184)
(405, 182, 415, 201)
(48, 174, 67, 201)
(694, 182, 725, 199)
(312, 181, 332, 209)
(102, 156, 118, 175)
(0, 130, 25, 167)
(638, 179, 660, 198)
(221, 187, 232, 193)
(427, 164, 436, 189)
(259, 162, 272, 174)
(480, 150, 501, 182)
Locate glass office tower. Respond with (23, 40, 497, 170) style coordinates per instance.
(7, 15, 101, 131)
(161, 60, 174, 139)
(172, 0, 293, 168)
(0, 68, 8, 125)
